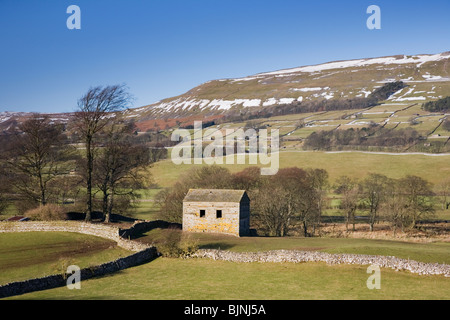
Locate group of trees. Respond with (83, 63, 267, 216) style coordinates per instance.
(157, 165, 328, 237)
(249, 167, 328, 237)
(0, 116, 73, 213)
(304, 126, 422, 150)
(0, 84, 164, 222)
(422, 96, 450, 113)
(335, 174, 436, 234)
(157, 165, 441, 237)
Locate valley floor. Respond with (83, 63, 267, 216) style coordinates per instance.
(10, 257, 450, 300)
(1, 225, 449, 300)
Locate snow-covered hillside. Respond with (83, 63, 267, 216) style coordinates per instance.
(2, 51, 450, 129)
(124, 51, 450, 120)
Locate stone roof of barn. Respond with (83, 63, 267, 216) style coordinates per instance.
(183, 189, 248, 203)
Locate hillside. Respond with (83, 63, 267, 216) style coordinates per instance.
(123, 52, 450, 121)
(1, 52, 449, 151)
(0, 112, 72, 133)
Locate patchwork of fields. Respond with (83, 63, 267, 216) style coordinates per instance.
(186, 102, 449, 153)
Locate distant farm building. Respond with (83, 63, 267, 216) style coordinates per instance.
(182, 189, 250, 237)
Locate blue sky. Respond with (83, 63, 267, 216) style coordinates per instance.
(1, 0, 449, 113)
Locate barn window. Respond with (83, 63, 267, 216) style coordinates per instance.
(200, 210, 206, 218)
(216, 210, 222, 219)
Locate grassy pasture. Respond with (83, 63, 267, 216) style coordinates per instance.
(11, 256, 450, 300)
(151, 150, 450, 188)
(138, 150, 450, 222)
(2, 227, 449, 300)
(0, 232, 131, 285)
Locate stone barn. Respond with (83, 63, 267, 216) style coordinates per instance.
(182, 189, 250, 237)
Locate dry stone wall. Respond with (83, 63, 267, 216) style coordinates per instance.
(192, 249, 450, 277)
(0, 221, 151, 252)
(0, 247, 157, 299)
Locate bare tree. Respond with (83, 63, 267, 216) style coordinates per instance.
(335, 176, 361, 232)
(232, 167, 263, 191)
(307, 168, 329, 233)
(382, 178, 407, 235)
(94, 124, 152, 222)
(4, 114, 69, 207)
(155, 182, 188, 224)
(253, 168, 319, 237)
(360, 173, 389, 232)
(436, 178, 450, 211)
(73, 84, 133, 221)
(399, 175, 435, 229)
(254, 182, 292, 237)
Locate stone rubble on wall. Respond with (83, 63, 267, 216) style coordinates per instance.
(192, 249, 450, 277)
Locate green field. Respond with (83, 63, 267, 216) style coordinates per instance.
(1, 227, 449, 300)
(133, 150, 450, 221)
(0, 232, 131, 285)
(5, 150, 447, 221)
(151, 150, 450, 188)
(10, 257, 450, 300)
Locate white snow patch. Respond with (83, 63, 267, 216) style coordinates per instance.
(279, 98, 295, 104)
(395, 96, 427, 101)
(291, 87, 329, 92)
(206, 98, 262, 109)
(229, 76, 261, 82)
(235, 99, 261, 107)
(422, 75, 450, 81)
(208, 99, 236, 110)
(347, 120, 376, 126)
(359, 89, 372, 98)
(198, 100, 212, 108)
(263, 98, 278, 107)
(257, 53, 449, 76)
(321, 92, 334, 100)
